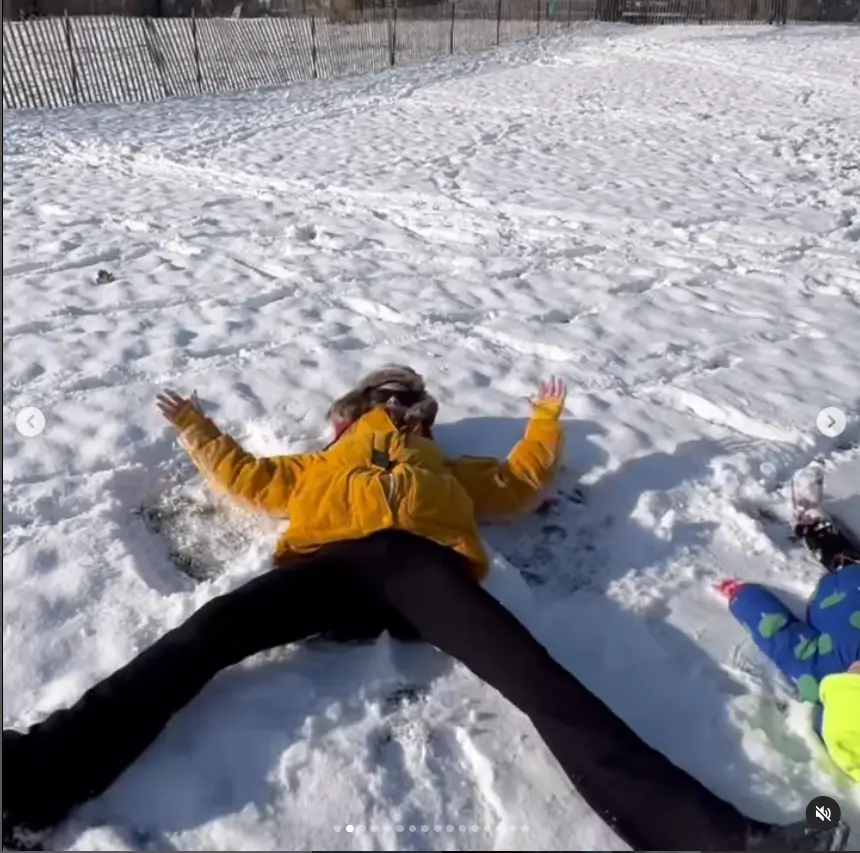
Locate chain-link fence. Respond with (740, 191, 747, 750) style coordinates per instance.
(3, 0, 857, 110)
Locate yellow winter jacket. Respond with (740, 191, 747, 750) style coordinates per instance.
(819, 671, 860, 782)
(173, 402, 565, 580)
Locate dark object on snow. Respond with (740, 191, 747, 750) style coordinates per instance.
(795, 516, 860, 572)
(135, 494, 255, 583)
(95, 269, 115, 284)
(746, 819, 849, 851)
(136, 499, 223, 582)
(2, 529, 851, 851)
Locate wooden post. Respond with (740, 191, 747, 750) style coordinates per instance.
(191, 8, 202, 91)
(64, 9, 79, 104)
(449, 0, 454, 54)
(389, 0, 396, 66)
(310, 13, 317, 79)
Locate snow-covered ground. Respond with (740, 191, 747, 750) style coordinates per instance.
(3, 21, 860, 852)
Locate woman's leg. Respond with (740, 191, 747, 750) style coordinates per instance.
(3, 540, 377, 840)
(377, 532, 761, 851)
(318, 600, 421, 644)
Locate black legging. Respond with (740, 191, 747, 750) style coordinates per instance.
(5, 530, 764, 850)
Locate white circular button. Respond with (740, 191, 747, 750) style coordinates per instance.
(15, 406, 46, 438)
(816, 407, 846, 438)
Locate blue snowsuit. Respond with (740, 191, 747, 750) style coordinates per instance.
(729, 564, 860, 733)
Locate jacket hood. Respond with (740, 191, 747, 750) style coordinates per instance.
(326, 364, 439, 433)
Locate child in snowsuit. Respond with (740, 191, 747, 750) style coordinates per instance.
(719, 517, 860, 782)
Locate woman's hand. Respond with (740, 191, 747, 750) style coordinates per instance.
(156, 389, 200, 426)
(531, 376, 566, 419)
(536, 376, 566, 405)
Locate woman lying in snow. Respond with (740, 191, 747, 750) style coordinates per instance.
(1, 366, 849, 851)
(717, 512, 860, 783)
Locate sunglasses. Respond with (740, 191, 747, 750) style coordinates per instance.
(368, 387, 424, 407)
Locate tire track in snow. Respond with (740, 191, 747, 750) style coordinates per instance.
(39, 140, 637, 254)
(46, 124, 854, 292)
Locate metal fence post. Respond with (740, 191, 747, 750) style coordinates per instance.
(496, 0, 502, 44)
(536, 0, 541, 34)
(449, 0, 455, 54)
(64, 9, 80, 104)
(191, 8, 202, 92)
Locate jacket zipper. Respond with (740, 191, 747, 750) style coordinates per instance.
(381, 431, 399, 524)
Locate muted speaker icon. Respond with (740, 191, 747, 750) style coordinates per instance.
(806, 795, 840, 829)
